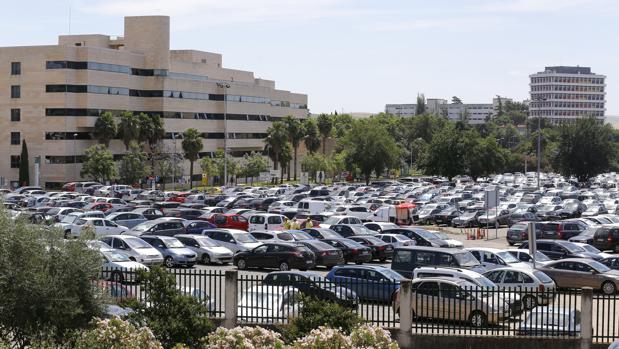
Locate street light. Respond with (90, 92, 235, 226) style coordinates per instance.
(172, 132, 177, 190)
(216, 82, 231, 186)
(73, 133, 78, 180)
(531, 96, 547, 189)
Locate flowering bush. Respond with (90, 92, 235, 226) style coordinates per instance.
(202, 326, 285, 349)
(350, 324, 398, 349)
(291, 326, 351, 349)
(72, 318, 163, 349)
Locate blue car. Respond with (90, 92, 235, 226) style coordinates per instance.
(325, 265, 403, 303)
(184, 220, 217, 234)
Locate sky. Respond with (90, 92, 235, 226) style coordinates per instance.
(1, 0, 618, 115)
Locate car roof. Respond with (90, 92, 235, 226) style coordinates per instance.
(395, 246, 464, 253)
(415, 266, 482, 277)
(331, 264, 390, 271)
(465, 247, 505, 253)
(488, 266, 534, 274)
(268, 271, 322, 277)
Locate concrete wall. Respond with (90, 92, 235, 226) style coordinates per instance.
(395, 333, 582, 349)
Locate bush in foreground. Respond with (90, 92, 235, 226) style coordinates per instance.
(349, 324, 398, 349)
(72, 318, 163, 349)
(291, 326, 351, 349)
(202, 326, 285, 349)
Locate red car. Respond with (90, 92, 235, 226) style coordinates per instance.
(85, 202, 113, 212)
(207, 213, 249, 231)
(167, 192, 192, 203)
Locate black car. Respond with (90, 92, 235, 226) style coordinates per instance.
(519, 240, 603, 260)
(506, 212, 540, 226)
(600, 257, 619, 270)
(546, 201, 585, 220)
(303, 228, 343, 239)
(506, 222, 544, 245)
(330, 224, 377, 238)
(433, 208, 460, 226)
(165, 208, 204, 220)
(540, 221, 588, 240)
(233, 242, 316, 271)
(321, 238, 373, 264)
(184, 220, 217, 234)
(568, 225, 602, 244)
(132, 207, 164, 220)
(591, 225, 619, 252)
(262, 271, 358, 308)
(382, 227, 449, 248)
(297, 240, 345, 268)
(347, 235, 393, 262)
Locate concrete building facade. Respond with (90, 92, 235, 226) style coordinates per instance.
(385, 97, 510, 124)
(529, 66, 606, 124)
(0, 16, 308, 189)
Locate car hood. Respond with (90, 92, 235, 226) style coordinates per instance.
(106, 261, 149, 270)
(204, 246, 234, 255)
(240, 242, 262, 250)
(136, 248, 163, 258)
(443, 239, 463, 248)
(167, 247, 197, 255)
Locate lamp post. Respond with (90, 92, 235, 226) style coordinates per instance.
(172, 132, 177, 190)
(217, 82, 231, 186)
(73, 133, 78, 180)
(531, 96, 547, 189)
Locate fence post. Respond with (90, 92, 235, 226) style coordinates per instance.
(396, 279, 413, 348)
(580, 287, 592, 349)
(224, 270, 238, 329)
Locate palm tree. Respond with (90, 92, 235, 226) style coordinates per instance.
(264, 122, 289, 182)
(117, 111, 139, 150)
(93, 111, 117, 147)
(317, 113, 333, 154)
(181, 128, 203, 189)
(137, 113, 166, 172)
(279, 142, 292, 184)
(283, 116, 305, 181)
(303, 118, 321, 154)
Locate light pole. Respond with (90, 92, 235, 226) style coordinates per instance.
(172, 133, 177, 190)
(532, 96, 547, 189)
(73, 133, 78, 180)
(217, 82, 231, 186)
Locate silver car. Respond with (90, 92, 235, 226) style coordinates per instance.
(140, 235, 197, 268)
(100, 235, 164, 267)
(106, 212, 148, 229)
(175, 234, 234, 264)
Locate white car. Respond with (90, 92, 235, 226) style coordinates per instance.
(465, 247, 532, 271)
(375, 233, 415, 248)
(428, 230, 464, 248)
(267, 201, 297, 214)
(54, 211, 105, 236)
(237, 285, 301, 323)
(319, 215, 363, 228)
(100, 235, 164, 266)
(100, 249, 148, 283)
(484, 267, 557, 310)
(248, 213, 287, 232)
(70, 217, 128, 238)
(332, 205, 373, 221)
(505, 249, 554, 267)
(203, 229, 262, 253)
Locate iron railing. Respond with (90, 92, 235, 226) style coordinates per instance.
(593, 293, 619, 343)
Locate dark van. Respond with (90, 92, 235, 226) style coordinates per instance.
(391, 246, 485, 278)
(592, 225, 619, 252)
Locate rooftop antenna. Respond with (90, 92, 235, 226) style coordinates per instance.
(68, 0, 72, 34)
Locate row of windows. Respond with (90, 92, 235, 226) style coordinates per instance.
(46, 84, 129, 95)
(529, 102, 605, 109)
(530, 110, 605, 117)
(45, 132, 92, 140)
(531, 76, 604, 84)
(531, 85, 605, 92)
(45, 61, 167, 77)
(163, 132, 267, 140)
(530, 93, 605, 101)
(45, 108, 285, 122)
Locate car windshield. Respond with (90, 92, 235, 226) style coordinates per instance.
(496, 251, 520, 264)
(197, 237, 219, 247)
(361, 236, 386, 244)
(412, 229, 437, 239)
(162, 239, 185, 248)
(454, 252, 481, 267)
(60, 215, 78, 223)
(590, 261, 611, 273)
(290, 231, 313, 240)
(132, 223, 154, 232)
(474, 276, 497, 289)
(461, 211, 477, 218)
(533, 271, 554, 283)
(352, 226, 377, 235)
(321, 230, 342, 238)
(382, 269, 405, 281)
(124, 238, 153, 249)
(561, 243, 583, 253)
(431, 232, 449, 240)
(307, 241, 335, 250)
(534, 251, 552, 262)
(103, 251, 130, 262)
(233, 233, 258, 243)
(580, 244, 602, 253)
(419, 208, 433, 215)
(540, 205, 557, 211)
(393, 234, 411, 241)
(323, 217, 342, 225)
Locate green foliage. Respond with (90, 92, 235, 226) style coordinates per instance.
(331, 114, 354, 139)
(200, 149, 240, 185)
(279, 295, 363, 343)
(341, 118, 399, 184)
(72, 318, 163, 349)
(265, 122, 290, 172)
(117, 111, 140, 150)
(124, 267, 214, 349)
(119, 141, 150, 185)
(80, 144, 117, 183)
(138, 113, 166, 150)
(0, 209, 103, 348)
(93, 111, 117, 147)
(415, 93, 426, 115)
(19, 140, 29, 186)
(419, 123, 465, 180)
(554, 117, 616, 182)
(317, 114, 333, 154)
(239, 152, 269, 184)
(283, 116, 306, 180)
(301, 153, 330, 180)
(303, 118, 321, 154)
(182, 128, 203, 189)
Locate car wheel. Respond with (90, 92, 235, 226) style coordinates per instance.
(602, 281, 616, 295)
(111, 271, 123, 283)
(355, 261, 363, 265)
(508, 242, 515, 246)
(201, 254, 210, 265)
(523, 295, 537, 310)
(469, 311, 487, 328)
(164, 257, 174, 268)
(379, 258, 387, 263)
(237, 258, 247, 270)
(279, 262, 289, 271)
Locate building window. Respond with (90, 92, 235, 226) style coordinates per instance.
(10, 155, 20, 168)
(11, 62, 21, 75)
(10, 109, 20, 122)
(11, 85, 20, 98)
(10, 132, 20, 145)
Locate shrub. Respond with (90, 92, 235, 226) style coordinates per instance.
(72, 318, 162, 349)
(291, 326, 351, 349)
(123, 267, 214, 348)
(202, 326, 285, 349)
(349, 324, 398, 349)
(279, 295, 363, 343)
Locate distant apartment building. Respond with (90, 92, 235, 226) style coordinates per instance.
(0, 16, 308, 189)
(529, 66, 606, 124)
(385, 97, 510, 124)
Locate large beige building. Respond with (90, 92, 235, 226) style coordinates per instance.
(0, 16, 308, 189)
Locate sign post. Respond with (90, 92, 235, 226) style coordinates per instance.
(528, 221, 537, 269)
(484, 186, 499, 240)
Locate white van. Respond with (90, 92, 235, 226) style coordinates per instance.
(297, 200, 331, 215)
(372, 205, 396, 222)
(248, 213, 287, 232)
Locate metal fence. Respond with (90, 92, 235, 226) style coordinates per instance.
(593, 293, 619, 343)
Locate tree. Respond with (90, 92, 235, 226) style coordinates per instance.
(117, 111, 139, 150)
(119, 141, 150, 185)
(451, 96, 463, 104)
(317, 113, 333, 154)
(18, 140, 29, 186)
(279, 142, 293, 184)
(138, 113, 165, 151)
(264, 122, 289, 175)
(303, 118, 321, 154)
(342, 118, 399, 184)
(554, 117, 616, 183)
(283, 116, 305, 181)
(301, 153, 330, 181)
(181, 128, 203, 189)
(93, 111, 117, 147)
(415, 93, 426, 115)
(151, 143, 182, 191)
(239, 152, 269, 185)
(80, 145, 117, 183)
(0, 210, 103, 348)
(331, 113, 354, 139)
(419, 123, 466, 180)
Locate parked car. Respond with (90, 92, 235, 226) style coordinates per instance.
(571, 242, 613, 259)
(375, 233, 416, 248)
(363, 222, 399, 233)
(262, 271, 358, 308)
(140, 235, 197, 268)
(519, 240, 603, 261)
(106, 212, 148, 229)
(506, 222, 544, 245)
(126, 219, 186, 237)
(391, 246, 485, 278)
(100, 249, 148, 283)
(237, 285, 301, 322)
(517, 308, 581, 336)
(591, 224, 619, 252)
(207, 213, 249, 230)
(302, 228, 343, 240)
(297, 240, 345, 268)
(70, 217, 128, 238)
(432, 208, 461, 226)
(319, 215, 363, 228)
(382, 227, 449, 248)
(100, 235, 164, 266)
(183, 220, 217, 234)
(165, 208, 204, 220)
(132, 207, 164, 220)
(326, 265, 403, 303)
(478, 208, 511, 227)
(247, 213, 287, 232)
(330, 224, 377, 238)
(233, 242, 315, 271)
(506, 212, 540, 226)
(174, 234, 234, 264)
(202, 229, 262, 253)
(568, 225, 602, 244)
(537, 258, 619, 294)
(540, 221, 588, 240)
(505, 249, 553, 267)
(347, 235, 394, 262)
(484, 267, 556, 309)
(465, 247, 532, 271)
(452, 210, 484, 228)
(321, 238, 373, 264)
